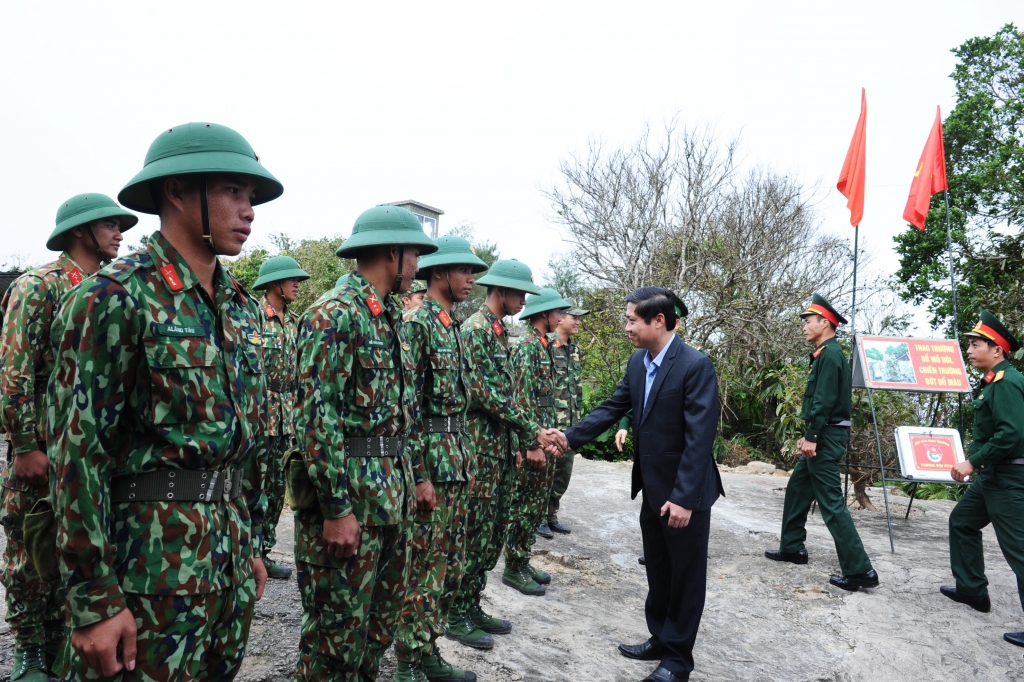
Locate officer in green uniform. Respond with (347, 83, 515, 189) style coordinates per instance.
(49, 123, 278, 680)
(539, 303, 588, 538)
(766, 294, 878, 591)
(942, 311, 1024, 651)
(252, 255, 310, 580)
(291, 206, 437, 681)
(503, 288, 572, 595)
(1, 193, 136, 682)
(394, 235, 487, 682)
(403, 279, 427, 312)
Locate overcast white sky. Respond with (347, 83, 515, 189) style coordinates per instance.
(3, 1, 1022, 327)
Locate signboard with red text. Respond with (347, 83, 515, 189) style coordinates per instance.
(894, 427, 967, 483)
(852, 336, 971, 393)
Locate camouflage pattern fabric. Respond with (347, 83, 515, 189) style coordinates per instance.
(292, 524, 408, 681)
(263, 434, 292, 552)
(0, 253, 83, 648)
(292, 271, 416, 679)
(505, 328, 557, 564)
(48, 231, 268, 636)
(58, 577, 256, 682)
(452, 306, 541, 615)
(547, 333, 582, 518)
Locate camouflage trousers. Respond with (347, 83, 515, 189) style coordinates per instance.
(547, 449, 576, 519)
(262, 434, 292, 552)
(1, 464, 64, 648)
(395, 481, 469, 661)
(451, 455, 513, 615)
(59, 579, 256, 681)
(293, 523, 409, 681)
(505, 455, 556, 564)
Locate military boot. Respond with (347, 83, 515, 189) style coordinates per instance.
(527, 562, 551, 585)
(468, 603, 512, 634)
(394, 660, 429, 682)
(501, 560, 546, 596)
(11, 644, 49, 682)
(262, 553, 293, 580)
(445, 612, 494, 650)
(421, 650, 478, 681)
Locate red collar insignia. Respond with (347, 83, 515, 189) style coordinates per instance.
(367, 294, 383, 317)
(159, 264, 184, 292)
(492, 320, 503, 336)
(812, 347, 823, 359)
(265, 303, 277, 318)
(555, 339, 562, 348)
(438, 309, 452, 328)
(985, 370, 996, 383)
(67, 267, 83, 286)
(540, 335, 548, 348)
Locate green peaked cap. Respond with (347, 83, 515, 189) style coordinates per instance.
(48, 193, 139, 251)
(335, 205, 438, 258)
(252, 255, 311, 290)
(965, 310, 1021, 353)
(799, 292, 848, 326)
(521, 287, 574, 319)
(474, 258, 541, 294)
(119, 122, 283, 214)
(406, 280, 428, 294)
(415, 235, 488, 279)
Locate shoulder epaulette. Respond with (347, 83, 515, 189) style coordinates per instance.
(994, 370, 1005, 382)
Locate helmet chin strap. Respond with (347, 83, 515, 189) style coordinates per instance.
(199, 175, 215, 253)
(445, 267, 456, 304)
(391, 246, 406, 295)
(84, 224, 110, 265)
(500, 287, 513, 318)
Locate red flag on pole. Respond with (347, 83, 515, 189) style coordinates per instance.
(837, 88, 867, 227)
(903, 107, 948, 231)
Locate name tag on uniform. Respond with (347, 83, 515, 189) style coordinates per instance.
(435, 347, 453, 354)
(156, 322, 204, 337)
(367, 339, 385, 349)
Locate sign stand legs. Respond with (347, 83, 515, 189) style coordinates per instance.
(866, 387, 896, 553)
(903, 482, 919, 520)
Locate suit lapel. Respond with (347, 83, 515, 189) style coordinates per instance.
(640, 336, 679, 426)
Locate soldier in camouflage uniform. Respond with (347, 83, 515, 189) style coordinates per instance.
(291, 205, 437, 681)
(446, 259, 552, 650)
(502, 288, 572, 595)
(539, 303, 588, 538)
(394, 235, 487, 682)
(48, 123, 278, 681)
(252, 255, 310, 580)
(403, 279, 427, 312)
(1, 193, 137, 682)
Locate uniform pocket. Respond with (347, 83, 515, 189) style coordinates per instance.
(354, 346, 395, 408)
(144, 338, 220, 425)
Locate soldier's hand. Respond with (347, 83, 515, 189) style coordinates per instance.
(951, 460, 974, 483)
(71, 608, 137, 676)
(252, 557, 268, 600)
(614, 429, 628, 452)
(416, 481, 438, 512)
(13, 449, 48, 485)
(526, 448, 546, 469)
(538, 428, 568, 455)
(323, 514, 361, 559)
(799, 439, 817, 458)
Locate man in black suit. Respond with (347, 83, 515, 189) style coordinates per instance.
(546, 287, 722, 682)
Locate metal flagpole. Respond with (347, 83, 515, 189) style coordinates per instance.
(943, 190, 964, 435)
(845, 225, 859, 499)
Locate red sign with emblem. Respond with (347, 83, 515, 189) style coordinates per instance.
(438, 309, 452, 328)
(159, 264, 184, 292)
(367, 294, 383, 317)
(854, 336, 971, 393)
(491, 320, 503, 336)
(67, 267, 83, 286)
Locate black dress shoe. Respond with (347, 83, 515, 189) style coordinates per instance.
(535, 522, 554, 539)
(829, 569, 879, 591)
(940, 585, 991, 613)
(642, 666, 687, 682)
(549, 518, 571, 534)
(638, 556, 646, 566)
(618, 638, 664, 661)
(764, 548, 808, 565)
(1004, 632, 1024, 648)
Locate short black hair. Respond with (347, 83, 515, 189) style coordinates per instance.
(625, 287, 688, 328)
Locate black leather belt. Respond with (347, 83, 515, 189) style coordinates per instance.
(828, 421, 852, 427)
(537, 396, 554, 407)
(111, 469, 243, 503)
(267, 378, 296, 393)
(345, 436, 407, 457)
(1001, 458, 1024, 466)
(423, 415, 466, 433)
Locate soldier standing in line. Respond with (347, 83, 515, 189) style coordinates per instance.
(765, 293, 878, 591)
(251, 255, 310, 581)
(538, 303, 588, 539)
(446, 260, 553, 650)
(49, 123, 278, 680)
(403, 279, 427, 312)
(502, 288, 572, 595)
(394, 235, 487, 682)
(290, 206, 436, 681)
(942, 312, 1024, 652)
(1, 193, 136, 682)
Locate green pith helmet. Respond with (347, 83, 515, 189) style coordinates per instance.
(474, 259, 541, 295)
(566, 305, 590, 316)
(799, 292, 848, 326)
(405, 280, 427, 295)
(965, 310, 1021, 353)
(335, 205, 438, 258)
(252, 255, 311, 290)
(415, 235, 488, 279)
(520, 287, 573, 319)
(118, 122, 283, 214)
(47, 193, 139, 251)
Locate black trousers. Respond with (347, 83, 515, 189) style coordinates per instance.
(639, 498, 710, 677)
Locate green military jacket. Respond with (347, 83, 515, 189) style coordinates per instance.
(548, 332, 582, 429)
(48, 231, 268, 629)
(968, 360, 1024, 474)
(511, 328, 557, 447)
(404, 297, 473, 485)
(462, 306, 540, 492)
(293, 271, 416, 567)
(1, 252, 85, 457)
(260, 296, 299, 437)
(801, 336, 851, 443)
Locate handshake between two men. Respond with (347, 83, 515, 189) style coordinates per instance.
(513, 428, 571, 470)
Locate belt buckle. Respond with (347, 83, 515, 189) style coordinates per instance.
(206, 471, 220, 502)
(446, 415, 452, 432)
(380, 436, 386, 456)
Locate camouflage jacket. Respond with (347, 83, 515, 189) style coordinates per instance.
(48, 231, 268, 629)
(510, 327, 557, 449)
(0, 252, 85, 455)
(260, 296, 299, 436)
(462, 306, 540, 467)
(293, 271, 416, 567)
(548, 333, 583, 429)
(404, 297, 473, 485)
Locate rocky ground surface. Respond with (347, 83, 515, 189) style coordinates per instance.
(4, 456, 1024, 681)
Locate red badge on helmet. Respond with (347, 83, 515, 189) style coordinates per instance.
(438, 309, 452, 328)
(492, 320, 503, 336)
(367, 294, 383, 317)
(67, 267, 83, 286)
(159, 265, 184, 292)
